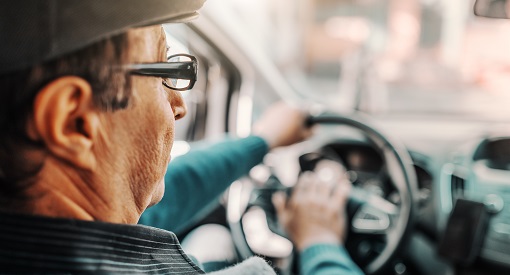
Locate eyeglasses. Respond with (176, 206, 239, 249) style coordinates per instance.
(124, 54, 198, 91)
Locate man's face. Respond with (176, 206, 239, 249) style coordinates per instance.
(97, 25, 186, 215)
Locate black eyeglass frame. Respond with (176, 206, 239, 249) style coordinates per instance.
(124, 53, 198, 91)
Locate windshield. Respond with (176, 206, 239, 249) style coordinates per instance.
(224, 0, 510, 120)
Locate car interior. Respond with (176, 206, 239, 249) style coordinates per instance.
(163, 0, 510, 274)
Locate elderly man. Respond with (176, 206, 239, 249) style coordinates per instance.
(0, 1, 361, 274)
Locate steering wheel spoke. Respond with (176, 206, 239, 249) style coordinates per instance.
(350, 187, 399, 215)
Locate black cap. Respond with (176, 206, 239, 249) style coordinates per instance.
(0, 0, 206, 74)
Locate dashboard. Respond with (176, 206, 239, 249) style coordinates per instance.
(446, 136, 510, 269)
(326, 135, 510, 271)
(275, 131, 510, 274)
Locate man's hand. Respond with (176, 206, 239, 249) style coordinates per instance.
(272, 171, 351, 251)
(252, 101, 313, 149)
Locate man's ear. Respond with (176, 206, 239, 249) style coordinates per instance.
(30, 76, 100, 170)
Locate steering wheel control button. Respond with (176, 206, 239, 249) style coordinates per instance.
(357, 241, 372, 258)
(394, 263, 407, 275)
(484, 194, 504, 214)
(352, 205, 391, 233)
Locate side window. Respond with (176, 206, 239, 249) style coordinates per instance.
(163, 24, 239, 152)
(163, 26, 202, 142)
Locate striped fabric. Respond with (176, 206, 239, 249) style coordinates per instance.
(0, 212, 205, 274)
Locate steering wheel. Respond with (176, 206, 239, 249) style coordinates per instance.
(226, 113, 418, 274)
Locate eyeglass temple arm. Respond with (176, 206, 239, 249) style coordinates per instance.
(127, 61, 197, 80)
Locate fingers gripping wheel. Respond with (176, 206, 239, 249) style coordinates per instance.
(227, 113, 418, 274)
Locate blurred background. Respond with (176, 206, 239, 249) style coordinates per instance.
(207, 0, 510, 120)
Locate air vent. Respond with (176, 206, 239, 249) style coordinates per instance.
(451, 174, 465, 202)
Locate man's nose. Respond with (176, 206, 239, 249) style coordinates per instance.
(170, 90, 187, 120)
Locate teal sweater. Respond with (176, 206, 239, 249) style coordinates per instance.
(139, 136, 363, 275)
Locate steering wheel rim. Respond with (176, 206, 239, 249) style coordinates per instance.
(227, 113, 418, 274)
